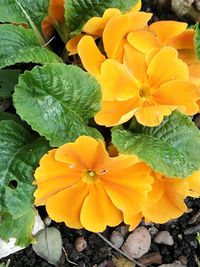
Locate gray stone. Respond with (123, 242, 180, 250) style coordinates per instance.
(154, 231, 174, 246)
(159, 260, 187, 267)
(121, 226, 151, 259)
(109, 231, 124, 248)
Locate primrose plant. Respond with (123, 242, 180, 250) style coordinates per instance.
(1, 0, 200, 248)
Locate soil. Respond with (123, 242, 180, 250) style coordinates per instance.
(4, 197, 200, 267)
(2, 1, 200, 266)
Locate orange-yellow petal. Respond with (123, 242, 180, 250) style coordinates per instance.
(42, 16, 55, 39)
(142, 174, 190, 223)
(165, 178, 189, 211)
(34, 149, 77, 182)
(66, 34, 84, 55)
(99, 154, 139, 172)
(49, 0, 64, 22)
(169, 29, 195, 49)
(100, 59, 139, 101)
(34, 175, 81, 206)
(78, 36, 106, 77)
(127, 30, 161, 54)
(147, 172, 164, 205)
(178, 50, 200, 87)
(149, 21, 187, 44)
(55, 136, 108, 170)
(103, 11, 152, 59)
(102, 163, 153, 213)
(103, 14, 130, 59)
(135, 105, 175, 126)
(147, 47, 189, 88)
(130, 0, 142, 12)
(187, 171, 200, 197)
(123, 43, 147, 83)
(80, 183, 122, 232)
(142, 192, 187, 223)
(83, 8, 121, 35)
(152, 80, 199, 115)
(46, 181, 88, 228)
(124, 212, 143, 231)
(128, 12, 152, 32)
(95, 98, 140, 126)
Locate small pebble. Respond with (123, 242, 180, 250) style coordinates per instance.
(43, 216, 51, 227)
(159, 261, 187, 267)
(177, 234, 182, 240)
(118, 225, 129, 238)
(97, 260, 108, 267)
(74, 237, 87, 252)
(178, 255, 188, 266)
(149, 226, 159, 237)
(109, 231, 124, 248)
(121, 226, 151, 259)
(138, 252, 162, 265)
(184, 224, 200, 235)
(195, 0, 200, 10)
(154, 231, 174, 246)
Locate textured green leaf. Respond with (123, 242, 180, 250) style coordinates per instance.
(195, 23, 200, 60)
(33, 227, 62, 266)
(0, 24, 62, 68)
(0, 209, 36, 246)
(13, 63, 102, 147)
(0, 120, 49, 246)
(0, 70, 21, 99)
(112, 111, 200, 178)
(0, 112, 30, 130)
(65, 0, 139, 34)
(0, 0, 49, 32)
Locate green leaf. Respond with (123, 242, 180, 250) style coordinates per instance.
(0, 24, 62, 69)
(0, 260, 10, 267)
(0, 0, 49, 32)
(0, 120, 49, 246)
(112, 111, 200, 178)
(18, 0, 49, 32)
(0, 69, 21, 99)
(0, 112, 32, 131)
(13, 63, 102, 147)
(195, 23, 200, 60)
(65, 0, 139, 35)
(33, 227, 62, 266)
(0, 209, 36, 246)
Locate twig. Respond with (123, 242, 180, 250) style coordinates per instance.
(188, 209, 200, 224)
(62, 246, 78, 266)
(96, 233, 145, 267)
(184, 224, 200, 235)
(43, 36, 56, 47)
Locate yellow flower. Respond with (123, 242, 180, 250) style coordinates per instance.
(127, 20, 194, 54)
(127, 21, 200, 110)
(124, 170, 200, 230)
(34, 136, 153, 232)
(79, 38, 199, 126)
(66, 0, 148, 56)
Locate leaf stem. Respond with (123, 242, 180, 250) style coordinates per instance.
(15, 0, 47, 47)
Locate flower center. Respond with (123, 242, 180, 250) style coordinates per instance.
(139, 84, 151, 99)
(83, 170, 98, 183)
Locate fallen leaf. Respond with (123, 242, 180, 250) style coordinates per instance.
(32, 227, 62, 266)
(112, 256, 135, 267)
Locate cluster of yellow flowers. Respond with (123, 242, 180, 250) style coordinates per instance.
(34, 136, 200, 232)
(34, 1, 200, 232)
(66, 3, 200, 127)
